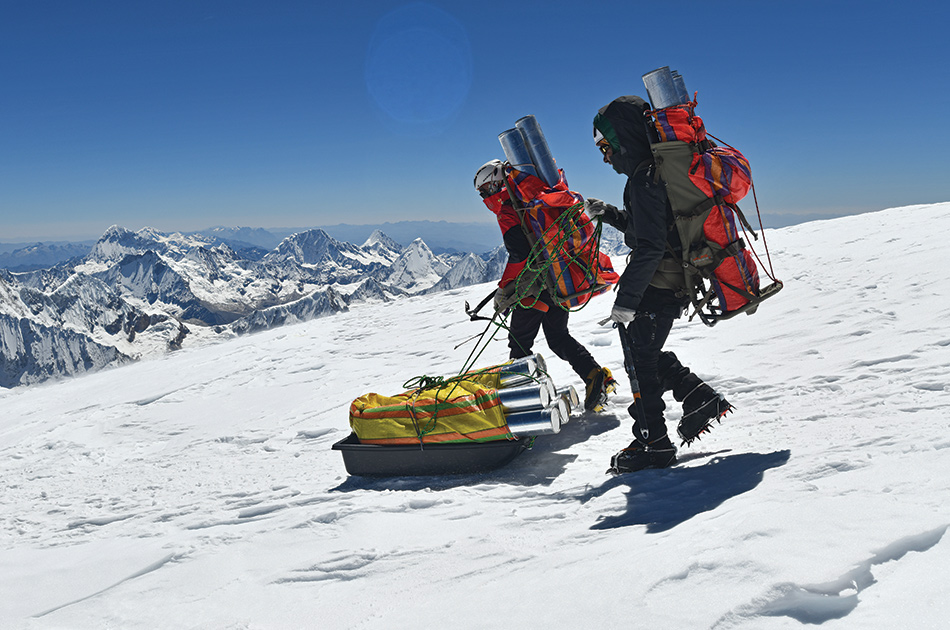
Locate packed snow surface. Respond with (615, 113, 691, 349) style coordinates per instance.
(1, 203, 948, 628)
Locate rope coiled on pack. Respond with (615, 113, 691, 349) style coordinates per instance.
(511, 201, 607, 313)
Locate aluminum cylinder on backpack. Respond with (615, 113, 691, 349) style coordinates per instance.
(515, 115, 560, 187)
(670, 70, 689, 104)
(642, 66, 681, 110)
(498, 128, 539, 179)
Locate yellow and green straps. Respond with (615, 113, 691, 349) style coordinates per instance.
(349, 379, 511, 445)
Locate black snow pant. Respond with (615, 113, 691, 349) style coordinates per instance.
(618, 302, 707, 446)
(508, 294, 599, 381)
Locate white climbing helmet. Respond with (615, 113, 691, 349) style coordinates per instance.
(474, 159, 505, 191)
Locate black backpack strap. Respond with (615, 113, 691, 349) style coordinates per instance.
(729, 202, 758, 240)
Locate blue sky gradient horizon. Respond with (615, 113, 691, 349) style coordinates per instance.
(2, 0, 948, 242)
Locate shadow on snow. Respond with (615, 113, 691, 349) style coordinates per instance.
(588, 449, 791, 532)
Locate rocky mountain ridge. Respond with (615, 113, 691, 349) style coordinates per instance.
(0, 225, 507, 388)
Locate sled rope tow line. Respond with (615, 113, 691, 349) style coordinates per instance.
(400, 202, 595, 440)
(457, 309, 551, 382)
(400, 309, 518, 442)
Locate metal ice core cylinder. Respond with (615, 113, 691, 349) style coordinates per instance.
(498, 128, 539, 179)
(514, 115, 560, 187)
(642, 66, 680, 110)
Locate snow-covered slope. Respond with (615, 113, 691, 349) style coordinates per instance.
(1, 202, 948, 628)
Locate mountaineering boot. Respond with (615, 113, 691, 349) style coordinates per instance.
(677, 385, 733, 446)
(584, 367, 609, 412)
(607, 436, 677, 474)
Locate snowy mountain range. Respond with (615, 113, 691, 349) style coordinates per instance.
(0, 225, 506, 388)
(0, 241, 93, 272)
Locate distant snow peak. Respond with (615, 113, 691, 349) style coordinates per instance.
(268, 229, 343, 265)
(362, 230, 403, 252)
(346, 277, 407, 304)
(425, 253, 489, 294)
(360, 232, 403, 269)
(137, 226, 168, 242)
(102, 224, 133, 239)
(386, 238, 450, 292)
(89, 225, 156, 263)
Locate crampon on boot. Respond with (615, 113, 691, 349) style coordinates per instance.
(603, 367, 618, 395)
(584, 367, 610, 412)
(677, 386, 733, 446)
(607, 437, 677, 475)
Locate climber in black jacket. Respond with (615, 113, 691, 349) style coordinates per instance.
(588, 95, 732, 474)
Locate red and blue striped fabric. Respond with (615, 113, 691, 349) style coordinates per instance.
(703, 204, 760, 312)
(689, 146, 752, 205)
(654, 105, 706, 144)
(508, 169, 618, 308)
(650, 99, 762, 318)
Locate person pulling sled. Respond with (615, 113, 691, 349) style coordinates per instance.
(475, 159, 616, 412)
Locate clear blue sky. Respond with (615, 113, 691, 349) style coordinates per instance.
(2, 0, 948, 241)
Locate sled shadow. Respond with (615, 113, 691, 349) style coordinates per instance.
(328, 455, 576, 492)
(589, 450, 791, 533)
(511, 410, 622, 464)
(329, 414, 623, 493)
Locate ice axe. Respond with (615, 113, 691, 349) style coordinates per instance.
(464, 288, 497, 322)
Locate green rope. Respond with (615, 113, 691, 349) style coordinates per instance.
(400, 311, 510, 441)
(402, 374, 447, 391)
(446, 201, 605, 381)
(398, 202, 607, 441)
(402, 373, 467, 441)
(511, 202, 607, 313)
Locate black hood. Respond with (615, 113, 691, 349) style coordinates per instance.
(593, 95, 654, 177)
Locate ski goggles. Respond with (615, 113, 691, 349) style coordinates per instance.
(478, 182, 502, 198)
(594, 128, 612, 156)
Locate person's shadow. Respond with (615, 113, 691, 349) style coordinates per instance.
(586, 449, 791, 532)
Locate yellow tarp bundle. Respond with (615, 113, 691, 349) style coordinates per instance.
(349, 371, 513, 445)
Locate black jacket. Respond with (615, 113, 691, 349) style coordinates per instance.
(595, 96, 686, 315)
